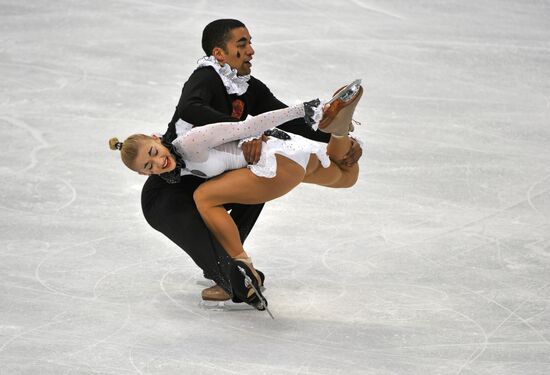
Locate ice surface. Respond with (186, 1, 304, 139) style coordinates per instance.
(1, 1, 549, 374)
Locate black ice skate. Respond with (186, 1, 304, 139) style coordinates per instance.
(230, 259, 274, 319)
(199, 271, 267, 312)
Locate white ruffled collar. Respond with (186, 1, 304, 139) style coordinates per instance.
(196, 56, 250, 96)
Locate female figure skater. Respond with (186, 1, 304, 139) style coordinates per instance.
(110, 83, 363, 311)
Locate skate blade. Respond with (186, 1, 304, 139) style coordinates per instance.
(196, 279, 216, 287)
(326, 79, 362, 105)
(199, 300, 256, 311)
(239, 266, 275, 320)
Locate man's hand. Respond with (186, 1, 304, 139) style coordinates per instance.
(340, 138, 363, 167)
(241, 134, 267, 164)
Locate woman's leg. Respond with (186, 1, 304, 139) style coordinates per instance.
(193, 155, 306, 259)
(303, 135, 359, 188)
(193, 131, 359, 258)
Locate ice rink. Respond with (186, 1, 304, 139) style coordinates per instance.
(1, 1, 549, 374)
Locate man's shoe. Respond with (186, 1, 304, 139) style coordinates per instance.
(201, 285, 230, 301)
(319, 79, 363, 136)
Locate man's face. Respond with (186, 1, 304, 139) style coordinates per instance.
(216, 27, 254, 76)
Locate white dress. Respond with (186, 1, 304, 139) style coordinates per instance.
(171, 104, 331, 179)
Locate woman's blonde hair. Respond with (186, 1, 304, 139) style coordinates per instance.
(109, 134, 152, 171)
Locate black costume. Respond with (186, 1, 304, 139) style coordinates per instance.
(141, 65, 330, 295)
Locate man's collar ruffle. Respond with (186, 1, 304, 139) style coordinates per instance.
(196, 56, 250, 96)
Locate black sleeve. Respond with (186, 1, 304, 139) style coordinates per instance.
(248, 77, 331, 143)
(176, 67, 236, 127)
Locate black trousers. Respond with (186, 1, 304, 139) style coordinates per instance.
(141, 174, 264, 294)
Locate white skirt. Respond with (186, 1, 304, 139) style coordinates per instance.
(249, 133, 331, 178)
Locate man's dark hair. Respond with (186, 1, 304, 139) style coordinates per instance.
(202, 19, 246, 56)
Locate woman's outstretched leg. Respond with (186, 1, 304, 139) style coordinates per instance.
(303, 81, 363, 188)
(303, 134, 359, 188)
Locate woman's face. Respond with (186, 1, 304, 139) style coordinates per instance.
(133, 137, 176, 175)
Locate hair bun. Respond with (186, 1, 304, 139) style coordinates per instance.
(109, 137, 123, 151)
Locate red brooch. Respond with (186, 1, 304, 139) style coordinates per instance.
(231, 99, 245, 119)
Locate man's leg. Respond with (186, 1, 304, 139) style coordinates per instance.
(141, 175, 264, 295)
